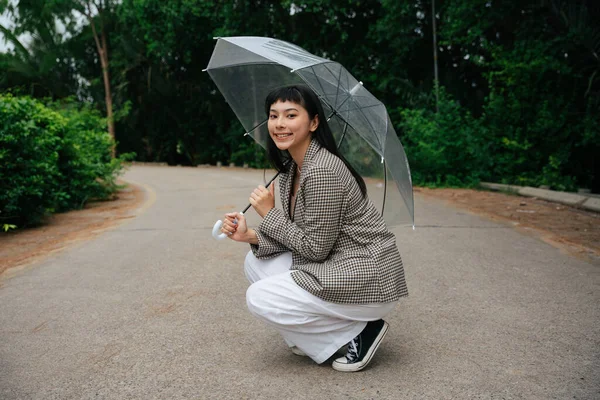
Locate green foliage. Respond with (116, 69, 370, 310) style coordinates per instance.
(398, 88, 485, 187)
(2, 224, 17, 232)
(0, 94, 132, 228)
(1, 0, 599, 192)
(48, 98, 134, 210)
(0, 94, 62, 226)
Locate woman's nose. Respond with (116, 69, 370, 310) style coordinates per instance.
(276, 116, 285, 128)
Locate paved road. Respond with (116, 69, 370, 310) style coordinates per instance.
(1, 165, 598, 400)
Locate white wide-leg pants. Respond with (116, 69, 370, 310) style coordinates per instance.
(244, 251, 397, 364)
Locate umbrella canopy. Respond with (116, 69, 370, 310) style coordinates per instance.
(205, 36, 414, 227)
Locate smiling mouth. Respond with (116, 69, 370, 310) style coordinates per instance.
(275, 133, 292, 138)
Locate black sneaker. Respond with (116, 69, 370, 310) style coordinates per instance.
(332, 319, 389, 372)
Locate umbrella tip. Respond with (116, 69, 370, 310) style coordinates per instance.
(350, 81, 363, 95)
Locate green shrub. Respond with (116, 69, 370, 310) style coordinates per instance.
(48, 99, 133, 211)
(0, 95, 133, 228)
(398, 88, 486, 187)
(229, 139, 269, 169)
(0, 95, 63, 226)
(396, 83, 596, 191)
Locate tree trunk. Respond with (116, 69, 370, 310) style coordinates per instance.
(86, 3, 115, 158)
(99, 30, 115, 158)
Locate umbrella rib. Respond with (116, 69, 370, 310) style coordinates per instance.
(357, 105, 385, 152)
(325, 63, 344, 108)
(205, 61, 280, 71)
(327, 100, 382, 134)
(382, 159, 387, 215)
(245, 118, 268, 136)
(306, 62, 346, 107)
(337, 121, 349, 149)
(308, 65, 330, 105)
(319, 62, 345, 89)
(340, 102, 384, 114)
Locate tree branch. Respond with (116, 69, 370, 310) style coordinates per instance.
(0, 24, 31, 59)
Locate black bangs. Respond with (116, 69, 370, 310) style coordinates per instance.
(264, 86, 312, 117)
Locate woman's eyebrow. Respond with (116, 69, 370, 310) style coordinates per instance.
(270, 108, 299, 113)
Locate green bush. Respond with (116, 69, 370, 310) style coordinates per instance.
(396, 83, 597, 191)
(0, 94, 133, 228)
(398, 88, 486, 187)
(0, 95, 63, 226)
(49, 99, 133, 211)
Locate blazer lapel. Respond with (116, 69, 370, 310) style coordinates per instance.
(280, 160, 295, 219)
(279, 140, 322, 220)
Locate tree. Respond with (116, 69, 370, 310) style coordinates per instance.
(59, 0, 119, 156)
(5, 0, 120, 156)
(0, 3, 78, 98)
(72, 1, 117, 156)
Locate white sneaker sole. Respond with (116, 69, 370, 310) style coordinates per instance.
(291, 346, 307, 357)
(331, 321, 389, 372)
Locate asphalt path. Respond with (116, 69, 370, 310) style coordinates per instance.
(1, 165, 598, 400)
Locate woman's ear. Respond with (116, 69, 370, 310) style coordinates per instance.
(310, 115, 319, 132)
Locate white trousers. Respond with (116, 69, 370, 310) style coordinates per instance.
(244, 251, 397, 364)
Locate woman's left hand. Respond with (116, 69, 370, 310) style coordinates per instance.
(249, 183, 275, 218)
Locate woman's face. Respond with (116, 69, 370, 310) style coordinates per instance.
(268, 100, 318, 154)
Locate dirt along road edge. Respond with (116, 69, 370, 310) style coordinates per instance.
(0, 179, 153, 278)
(417, 187, 600, 264)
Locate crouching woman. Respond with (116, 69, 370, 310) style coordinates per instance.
(220, 85, 408, 372)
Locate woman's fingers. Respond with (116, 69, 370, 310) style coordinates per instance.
(221, 223, 234, 234)
(251, 186, 270, 201)
(221, 216, 238, 235)
(248, 184, 275, 218)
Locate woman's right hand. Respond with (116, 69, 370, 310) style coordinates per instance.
(222, 212, 249, 242)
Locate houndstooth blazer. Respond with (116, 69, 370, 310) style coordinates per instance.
(251, 139, 408, 304)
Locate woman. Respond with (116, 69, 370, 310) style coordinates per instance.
(221, 85, 408, 372)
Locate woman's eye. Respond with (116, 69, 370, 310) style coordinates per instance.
(269, 115, 277, 119)
(287, 114, 296, 118)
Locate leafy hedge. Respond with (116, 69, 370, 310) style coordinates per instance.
(0, 94, 133, 229)
(398, 88, 486, 187)
(398, 85, 599, 191)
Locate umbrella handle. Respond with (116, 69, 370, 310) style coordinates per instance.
(212, 213, 243, 240)
(212, 168, 283, 241)
(212, 219, 228, 240)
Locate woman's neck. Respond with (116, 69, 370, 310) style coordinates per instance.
(289, 139, 312, 172)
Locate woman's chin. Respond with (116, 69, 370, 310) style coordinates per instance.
(274, 141, 292, 151)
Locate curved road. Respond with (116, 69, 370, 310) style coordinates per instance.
(1, 165, 598, 399)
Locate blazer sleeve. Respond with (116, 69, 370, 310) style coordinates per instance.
(257, 166, 345, 262)
(249, 229, 290, 259)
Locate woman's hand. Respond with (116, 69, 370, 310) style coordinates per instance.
(249, 183, 275, 218)
(221, 212, 258, 244)
(222, 212, 248, 242)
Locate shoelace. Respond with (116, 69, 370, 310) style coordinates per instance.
(346, 336, 360, 362)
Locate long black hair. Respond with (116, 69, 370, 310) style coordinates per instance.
(264, 84, 367, 197)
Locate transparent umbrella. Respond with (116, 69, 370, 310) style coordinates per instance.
(205, 36, 414, 237)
